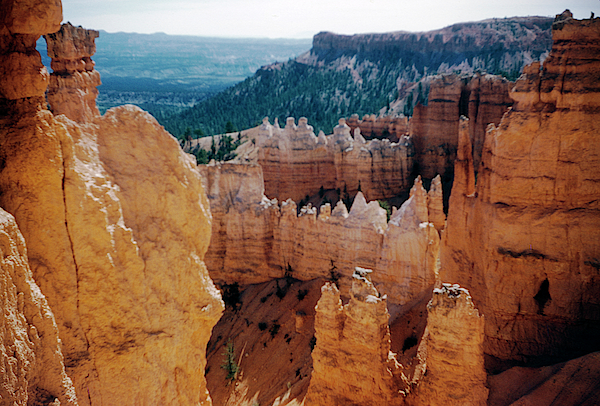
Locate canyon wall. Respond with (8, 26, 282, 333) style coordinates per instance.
(409, 72, 513, 183)
(310, 18, 552, 72)
(1, 6, 223, 405)
(346, 113, 408, 142)
(257, 117, 413, 203)
(440, 11, 600, 365)
(201, 161, 443, 313)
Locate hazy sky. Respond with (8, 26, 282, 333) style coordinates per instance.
(62, 0, 599, 38)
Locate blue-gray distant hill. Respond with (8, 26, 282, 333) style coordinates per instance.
(164, 16, 553, 137)
(38, 31, 312, 119)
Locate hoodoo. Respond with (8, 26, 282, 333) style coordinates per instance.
(0, 2, 223, 404)
(2, 1, 600, 405)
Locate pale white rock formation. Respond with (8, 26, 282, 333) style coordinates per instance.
(257, 116, 413, 202)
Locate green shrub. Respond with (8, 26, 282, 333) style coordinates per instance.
(221, 341, 239, 383)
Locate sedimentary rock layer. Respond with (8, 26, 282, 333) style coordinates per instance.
(346, 113, 409, 142)
(45, 22, 101, 122)
(409, 72, 513, 182)
(440, 12, 600, 364)
(257, 117, 413, 203)
(202, 161, 444, 312)
(408, 283, 488, 406)
(305, 270, 406, 406)
(488, 351, 600, 406)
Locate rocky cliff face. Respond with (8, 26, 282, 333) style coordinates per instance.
(409, 72, 513, 190)
(488, 350, 600, 405)
(1, 5, 223, 405)
(440, 11, 600, 366)
(0, 209, 78, 406)
(257, 117, 413, 203)
(310, 17, 552, 78)
(201, 161, 444, 313)
(346, 114, 409, 143)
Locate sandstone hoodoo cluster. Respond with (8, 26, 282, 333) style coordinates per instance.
(198, 10, 600, 406)
(1, 1, 599, 405)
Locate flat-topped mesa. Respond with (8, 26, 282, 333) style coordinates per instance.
(441, 12, 600, 365)
(310, 19, 552, 60)
(305, 270, 406, 406)
(346, 114, 409, 143)
(258, 116, 413, 203)
(44, 22, 101, 122)
(409, 283, 487, 406)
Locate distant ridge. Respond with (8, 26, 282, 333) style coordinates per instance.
(166, 15, 553, 137)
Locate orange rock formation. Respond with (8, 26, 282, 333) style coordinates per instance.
(0, 209, 78, 405)
(257, 117, 413, 203)
(441, 11, 600, 365)
(488, 351, 600, 405)
(201, 161, 444, 313)
(305, 269, 406, 405)
(1, 5, 223, 404)
(45, 22, 101, 122)
(409, 72, 513, 182)
(408, 283, 488, 406)
(346, 113, 409, 142)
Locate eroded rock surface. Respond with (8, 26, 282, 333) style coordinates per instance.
(257, 117, 413, 203)
(305, 269, 406, 406)
(408, 283, 488, 406)
(1, 14, 223, 406)
(441, 12, 600, 365)
(0, 209, 78, 406)
(45, 22, 101, 122)
(201, 162, 444, 313)
(488, 351, 600, 406)
(346, 113, 409, 142)
(409, 73, 513, 198)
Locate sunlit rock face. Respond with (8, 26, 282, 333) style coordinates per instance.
(1, 9, 223, 405)
(305, 269, 406, 406)
(0, 209, 78, 406)
(201, 162, 444, 313)
(408, 283, 488, 406)
(440, 11, 600, 365)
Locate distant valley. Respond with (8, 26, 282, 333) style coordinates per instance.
(38, 31, 312, 120)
